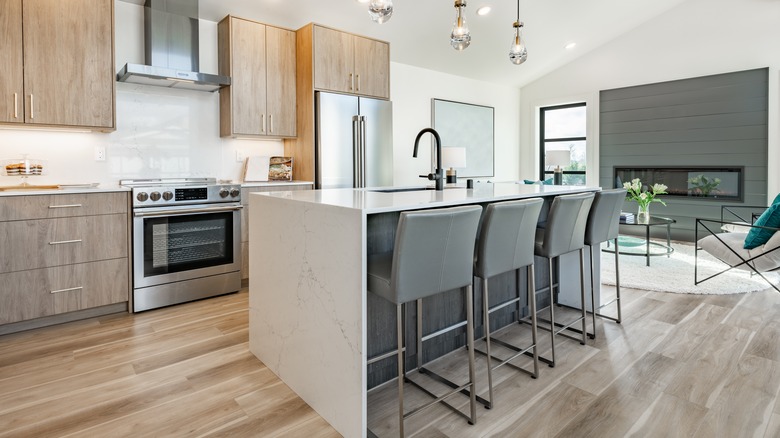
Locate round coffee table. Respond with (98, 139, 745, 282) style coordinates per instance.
(602, 215, 676, 266)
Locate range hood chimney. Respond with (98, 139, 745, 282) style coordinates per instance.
(117, 0, 230, 92)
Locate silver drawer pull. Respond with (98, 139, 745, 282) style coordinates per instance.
(49, 204, 83, 209)
(49, 239, 83, 245)
(51, 286, 83, 294)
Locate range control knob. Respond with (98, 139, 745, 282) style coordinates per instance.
(230, 188, 240, 198)
(136, 192, 149, 202)
(162, 191, 174, 201)
(150, 191, 161, 201)
(219, 188, 230, 198)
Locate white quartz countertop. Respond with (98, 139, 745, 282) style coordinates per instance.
(0, 185, 130, 197)
(250, 182, 600, 214)
(241, 180, 313, 188)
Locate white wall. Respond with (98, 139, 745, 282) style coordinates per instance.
(390, 63, 521, 186)
(519, 0, 780, 199)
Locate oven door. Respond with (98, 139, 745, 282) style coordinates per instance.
(132, 203, 242, 289)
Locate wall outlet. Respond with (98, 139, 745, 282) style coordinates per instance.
(94, 146, 106, 161)
(236, 150, 245, 163)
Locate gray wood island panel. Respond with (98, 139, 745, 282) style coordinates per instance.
(248, 182, 600, 438)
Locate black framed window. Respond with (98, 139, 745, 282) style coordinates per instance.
(539, 102, 586, 185)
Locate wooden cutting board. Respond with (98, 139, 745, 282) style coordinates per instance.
(0, 184, 61, 191)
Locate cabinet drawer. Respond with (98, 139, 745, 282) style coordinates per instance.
(0, 192, 128, 221)
(0, 213, 128, 273)
(0, 258, 128, 325)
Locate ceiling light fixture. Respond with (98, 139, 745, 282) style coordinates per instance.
(564, 42, 577, 50)
(476, 6, 491, 16)
(368, 0, 393, 24)
(508, 0, 527, 65)
(451, 0, 471, 50)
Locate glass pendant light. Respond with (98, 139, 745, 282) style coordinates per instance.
(450, 0, 471, 51)
(368, 0, 393, 24)
(508, 0, 527, 64)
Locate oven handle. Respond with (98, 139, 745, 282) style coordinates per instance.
(133, 205, 243, 218)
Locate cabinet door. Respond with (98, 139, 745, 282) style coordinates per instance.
(0, 0, 24, 124)
(22, 0, 114, 128)
(313, 26, 354, 94)
(353, 36, 390, 99)
(229, 18, 268, 136)
(266, 26, 296, 137)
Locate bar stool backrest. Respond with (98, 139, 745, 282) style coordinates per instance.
(476, 198, 544, 279)
(538, 192, 595, 258)
(391, 205, 483, 304)
(585, 189, 627, 245)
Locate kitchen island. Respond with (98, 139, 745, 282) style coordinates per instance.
(248, 182, 601, 437)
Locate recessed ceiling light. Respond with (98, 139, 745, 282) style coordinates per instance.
(476, 6, 491, 16)
(564, 42, 577, 50)
(356, 0, 369, 3)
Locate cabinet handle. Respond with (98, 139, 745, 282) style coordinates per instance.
(49, 239, 83, 245)
(13, 93, 18, 119)
(48, 204, 83, 209)
(357, 75, 361, 91)
(29, 94, 34, 119)
(269, 114, 273, 133)
(349, 73, 354, 91)
(51, 286, 83, 294)
(261, 114, 266, 133)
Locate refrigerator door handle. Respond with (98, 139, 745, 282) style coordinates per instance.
(352, 115, 361, 188)
(359, 115, 367, 188)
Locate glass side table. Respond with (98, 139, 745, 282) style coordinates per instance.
(602, 215, 676, 266)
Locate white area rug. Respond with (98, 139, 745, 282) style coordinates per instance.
(600, 240, 780, 295)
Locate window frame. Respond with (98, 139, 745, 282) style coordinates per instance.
(539, 102, 587, 182)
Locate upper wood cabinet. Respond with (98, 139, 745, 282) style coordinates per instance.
(0, 0, 115, 130)
(311, 25, 389, 99)
(218, 16, 296, 138)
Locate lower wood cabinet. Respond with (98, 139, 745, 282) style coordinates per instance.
(0, 191, 130, 331)
(0, 258, 128, 324)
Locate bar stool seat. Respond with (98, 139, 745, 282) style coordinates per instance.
(584, 188, 627, 335)
(367, 205, 483, 437)
(533, 192, 594, 367)
(473, 198, 543, 410)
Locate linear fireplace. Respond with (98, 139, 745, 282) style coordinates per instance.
(614, 167, 743, 201)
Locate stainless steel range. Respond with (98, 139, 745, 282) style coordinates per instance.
(121, 178, 242, 312)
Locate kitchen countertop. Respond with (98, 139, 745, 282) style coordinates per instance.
(0, 185, 130, 196)
(251, 181, 600, 214)
(241, 180, 313, 188)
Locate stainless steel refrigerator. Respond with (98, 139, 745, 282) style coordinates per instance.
(315, 91, 393, 189)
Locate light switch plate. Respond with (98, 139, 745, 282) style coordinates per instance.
(236, 150, 245, 162)
(94, 146, 106, 161)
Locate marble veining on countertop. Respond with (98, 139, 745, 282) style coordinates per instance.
(250, 182, 601, 214)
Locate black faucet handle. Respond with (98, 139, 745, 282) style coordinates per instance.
(419, 174, 436, 180)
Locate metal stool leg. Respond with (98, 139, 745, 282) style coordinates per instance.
(396, 303, 405, 437)
(615, 237, 622, 323)
(589, 245, 597, 340)
(528, 264, 539, 378)
(579, 248, 587, 345)
(482, 277, 494, 409)
(548, 257, 556, 367)
(465, 284, 477, 425)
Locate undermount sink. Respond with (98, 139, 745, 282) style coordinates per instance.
(368, 186, 465, 193)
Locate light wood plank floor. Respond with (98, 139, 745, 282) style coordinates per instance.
(2, 284, 780, 437)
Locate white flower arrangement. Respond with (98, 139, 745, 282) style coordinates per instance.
(623, 178, 668, 210)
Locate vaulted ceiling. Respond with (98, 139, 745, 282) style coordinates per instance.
(125, 0, 690, 89)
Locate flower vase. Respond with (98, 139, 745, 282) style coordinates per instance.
(637, 203, 650, 224)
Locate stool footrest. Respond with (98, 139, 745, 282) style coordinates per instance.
(416, 366, 491, 409)
(421, 320, 467, 343)
(474, 340, 536, 377)
(488, 296, 522, 314)
(404, 371, 480, 421)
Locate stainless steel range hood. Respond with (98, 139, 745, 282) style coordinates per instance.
(117, 0, 230, 92)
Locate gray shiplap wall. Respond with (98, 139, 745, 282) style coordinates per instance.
(599, 68, 769, 241)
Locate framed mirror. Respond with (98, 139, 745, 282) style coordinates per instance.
(432, 98, 495, 178)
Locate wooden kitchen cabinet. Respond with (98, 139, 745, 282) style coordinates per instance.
(218, 16, 296, 138)
(0, 0, 115, 130)
(284, 24, 390, 182)
(311, 24, 389, 99)
(0, 191, 130, 331)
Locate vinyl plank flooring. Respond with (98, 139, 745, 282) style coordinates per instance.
(3, 285, 780, 437)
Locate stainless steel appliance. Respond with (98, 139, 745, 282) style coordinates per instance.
(315, 91, 393, 189)
(122, 178, 242, 312)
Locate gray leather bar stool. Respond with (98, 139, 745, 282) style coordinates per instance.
(533, 192, 594, 367)
(367, 205, 483, 437)
(584, 188, 627, 336)
(474, 198, 543, 409)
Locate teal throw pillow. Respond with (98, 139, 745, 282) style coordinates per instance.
(523, 179, 536, 184)
(542, 177, 554, 185)
(744, 203, 780, 249)
(523, 178, 554, 185)
(772, 193, 780, 206)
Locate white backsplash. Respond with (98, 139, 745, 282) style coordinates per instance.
(0, 83, 284, 187)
